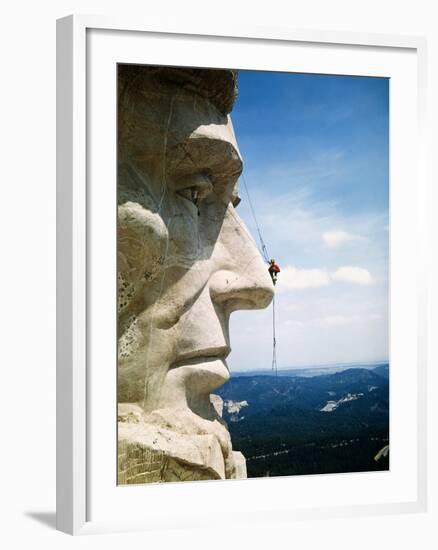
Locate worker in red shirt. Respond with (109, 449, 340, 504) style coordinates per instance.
(268, 259, 280, 285)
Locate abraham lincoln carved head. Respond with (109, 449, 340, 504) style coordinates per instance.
(117, 65, 273, 483)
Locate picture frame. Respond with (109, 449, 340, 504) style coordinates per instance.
(56, 14, 428, 535)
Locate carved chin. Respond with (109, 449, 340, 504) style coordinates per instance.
(118, 399, 247, 483)
(117, 358, 244, 484)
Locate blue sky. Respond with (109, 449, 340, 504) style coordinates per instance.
(228, 70, 389, 371)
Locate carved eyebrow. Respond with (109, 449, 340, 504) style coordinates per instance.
(166, 135, 243, 189)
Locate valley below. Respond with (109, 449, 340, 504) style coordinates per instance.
(216, 363, 390, 478)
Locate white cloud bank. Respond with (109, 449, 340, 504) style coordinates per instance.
(332, 266, 373, 285)
(279, 266, 331, 290)
(322, 230, 357, 248)
(278, 264, 373, 290)
(315, 315, 353, 327)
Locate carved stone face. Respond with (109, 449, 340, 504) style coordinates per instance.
(117, 66, 274, 428)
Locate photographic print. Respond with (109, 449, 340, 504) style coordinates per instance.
(117, 64, 389, 484)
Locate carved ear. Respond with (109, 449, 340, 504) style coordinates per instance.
(118, 201, 168, 291)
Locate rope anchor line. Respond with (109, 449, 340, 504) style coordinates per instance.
(241, 175, 270, 264)
(241, 174, 278, 377)
(272, 294, 278, 376)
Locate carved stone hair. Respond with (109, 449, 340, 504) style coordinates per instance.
(118, 64, 238, 115)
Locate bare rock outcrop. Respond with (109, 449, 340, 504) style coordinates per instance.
(118, 399, 247, 483)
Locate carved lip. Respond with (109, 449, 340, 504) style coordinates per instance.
(162, 356, 230, 401)
(171, 346, 231, 369)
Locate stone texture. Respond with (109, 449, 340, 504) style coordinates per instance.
(117, 65, 274, 484)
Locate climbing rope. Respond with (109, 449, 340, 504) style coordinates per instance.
(241, 174, 270, 263)
(272, 294, 278, 376)
(240, 173, 278, 376)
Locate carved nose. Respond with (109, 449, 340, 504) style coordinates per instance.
(209, 264, 274, 312)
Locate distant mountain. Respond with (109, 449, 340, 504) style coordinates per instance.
(233, 362, 389, 379)
(373, 364, 389, 379)
(219, 367, 388, 413)
(216, 366, 389, 478)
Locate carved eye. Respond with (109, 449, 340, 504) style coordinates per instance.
(175, 174, 213, 208)
(177, 187, 200, 205)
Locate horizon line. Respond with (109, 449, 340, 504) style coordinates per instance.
(230, 359, 389, 372)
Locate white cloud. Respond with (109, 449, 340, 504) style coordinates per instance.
(284, 319, 306, 328)
(322, 230, 356, 248)
(368, 313, 382, 321)
(282, 303, 304, 313)
(315, 315, 353, 327)
(277, 264, 374, 291)
(278, 266, 330, 290)
(332, 266, 373, 285)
